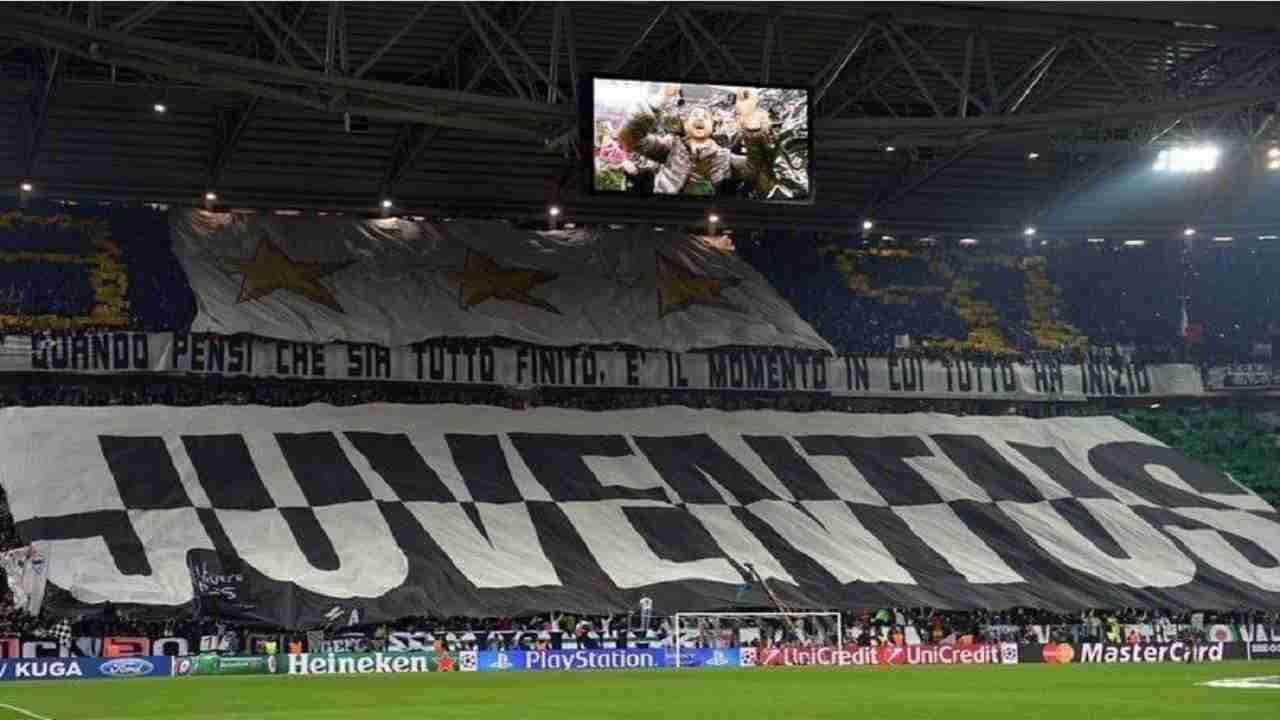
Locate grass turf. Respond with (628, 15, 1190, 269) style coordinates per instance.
(3, 660, 1278, 720)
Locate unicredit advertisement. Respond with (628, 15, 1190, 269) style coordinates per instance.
(746, 644, 1019, 667)
(1025, 642, 1246, 664)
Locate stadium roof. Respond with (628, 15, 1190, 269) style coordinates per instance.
(2, 2, 1280, 237)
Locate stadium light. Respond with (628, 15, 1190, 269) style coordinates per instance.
(959, 237, 978, 246)
(153, 102, 167, 114)
(1087, 237, 1106, 243)
(1153, 145, 1219, 172)
(1212, 236, 1234, 243)
(1028, 152, 1040, 160)
(204, 191, 218, 202)
(708, 213, 720, 224)
(381, 198, 393, 209)
(884, 145, 896, 152)
(1260, 234, 1278, 240)
(548, 204, 562, 217)
(1183, 227, 1196, 236)
(1123, 239, 1147, 247)
(19, 181, 33, 193)
(1269, 147, 1280, 159)
(1023, 226, 1036, 236)
(862, 219, 874, 230)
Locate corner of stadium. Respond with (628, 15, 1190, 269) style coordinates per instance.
(1, 2, 1279, 718)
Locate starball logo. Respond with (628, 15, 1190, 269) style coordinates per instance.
(1042, 643, 1076, 664)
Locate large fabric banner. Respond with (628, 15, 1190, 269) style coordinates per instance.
(1203, 363, 1280, 393)
(3, 407, 1276, 627)
(0, 544, 50, 615)
(171, 210, 830, 352)
(4, 332, 1205, 401)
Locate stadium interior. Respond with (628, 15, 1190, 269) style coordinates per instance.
(1, 2, 1279, 717)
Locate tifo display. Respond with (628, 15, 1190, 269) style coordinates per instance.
(0, 206, 1276, 708)
(3, 406, 1277, 627)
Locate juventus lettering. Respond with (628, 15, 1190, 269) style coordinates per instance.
(2, 406, 1278, 628)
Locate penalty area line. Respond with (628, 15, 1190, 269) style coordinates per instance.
(0, 704, 55, 720)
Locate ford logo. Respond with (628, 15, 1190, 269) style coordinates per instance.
(100, 658, 155, 677)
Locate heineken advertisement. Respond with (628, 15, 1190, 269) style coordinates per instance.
(285, 651, 474, 676)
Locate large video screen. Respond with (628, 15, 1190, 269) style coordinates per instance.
(587, 77, 812, 202)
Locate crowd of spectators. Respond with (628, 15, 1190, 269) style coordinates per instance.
(737, 231, 1278, 359)
(3, 596, 1276, 656)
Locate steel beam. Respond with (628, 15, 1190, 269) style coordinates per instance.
(244, 4, 301, 70)
(377, 4, 546, 196)
(1093, 36, 1158, 90)
(760, 16, 775, 84)
(563, 3, 578, 104)
(719, 4, 1280, 48)
(821, 86, 1280, 136)
(0, 8, 566, 118)
(810, 24, 873, 106)
(991, 42, 1060, 114)
(207, 3, 312, 189)
(1020, 41, 1140, 115)
(889, 22, 990, 115)
(670, 8, 716, 78)
(207, 99, 261, 188)
(677, 15, 748, 78)
(678, 7, 747, 79)
(461, 4, 529, 100)
(867, 139, 987, 215)
(23, 43, 62, 178)
(959, 32, 973, 118)
(257, 2, 325, 68)
(982, 33, 997, 110)
(825, 28, 946, 118)
(547, 4, 562, 104)
(338, 2, 350, 76)
(879, 24, 945, 114)
(472, 4, 561, 103)
(324, 1, 340, 74)
(109, 2, 167, 34)
(605, 5, 667, 73)
(355, 3, 434, 79)
(1077, 36, 1131, 96)
(773, 16, 793, 84)
(1006, 45, 1061, 114)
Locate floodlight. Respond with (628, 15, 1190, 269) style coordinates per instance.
(1153, 145, 1219, 173)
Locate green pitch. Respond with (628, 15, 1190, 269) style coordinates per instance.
(3, 661, 1279, 720)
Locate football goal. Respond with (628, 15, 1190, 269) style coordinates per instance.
(672, 611, 843, 668)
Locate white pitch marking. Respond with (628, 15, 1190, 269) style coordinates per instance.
(0, 703, 56, 720)
(1200, 676, 1280, 689)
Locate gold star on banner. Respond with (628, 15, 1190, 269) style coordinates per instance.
(447, 249, 561, 314)
(655, 252, 742, 318)
(225, 235, 355, 314)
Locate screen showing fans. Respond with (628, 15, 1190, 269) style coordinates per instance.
(588, 77, 812, 202)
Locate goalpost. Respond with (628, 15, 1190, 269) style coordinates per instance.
(672, 612, 843, 669)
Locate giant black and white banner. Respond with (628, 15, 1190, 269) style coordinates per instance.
(5, 333, 1204, 400)
(2, 406, 1276, 628)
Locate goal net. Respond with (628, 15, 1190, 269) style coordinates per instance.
(672, 612, 843, 668)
